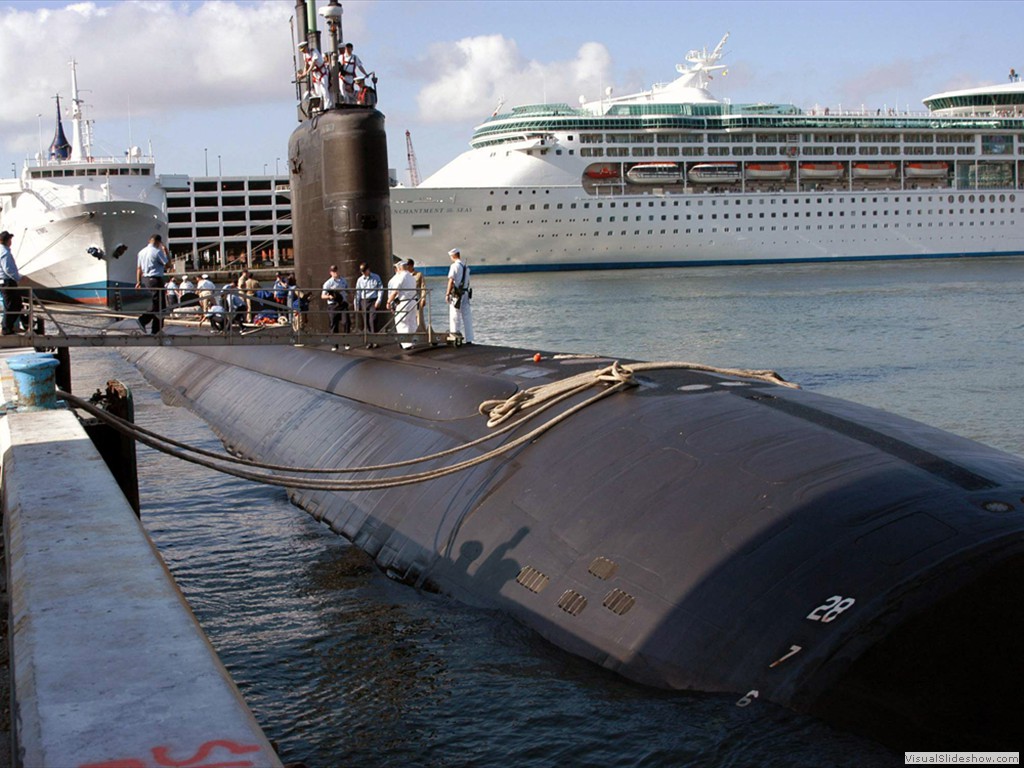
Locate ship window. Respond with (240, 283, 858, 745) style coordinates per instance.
(411, 224, 431, 236)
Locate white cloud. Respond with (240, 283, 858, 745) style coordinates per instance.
(0, 1, 295, 139)
(416, 35, 613, 121)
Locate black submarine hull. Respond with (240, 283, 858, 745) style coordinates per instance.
(122, 339, 1024, 748)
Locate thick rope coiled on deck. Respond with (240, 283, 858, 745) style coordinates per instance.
(479, 360, 637, 427)
(56, 359, 797, 492)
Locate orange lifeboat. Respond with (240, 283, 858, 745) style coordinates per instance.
(799, 162, 845, 180)
(585, 164, 620, 180)
(905, 161, 949, 178)
(745, 162, 791, 180)
(852, 162, 898, 179)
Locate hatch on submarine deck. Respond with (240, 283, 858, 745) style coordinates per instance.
(120, 336, 1024, 749)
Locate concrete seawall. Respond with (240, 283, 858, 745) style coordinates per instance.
(0, 353, 283, 767)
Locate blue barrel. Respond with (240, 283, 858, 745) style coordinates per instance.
(7, 353, 61, 410)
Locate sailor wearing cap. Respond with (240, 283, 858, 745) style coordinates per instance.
(340, 42, 369, 104)
(196, 273, 217, 313)
(321, 264, 351, 348)
(445, 247, 473, 344)
(297, 39, 334, 110)
(387, 258, 419, 349)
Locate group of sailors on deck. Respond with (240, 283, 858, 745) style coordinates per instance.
(298, 40, 374, 110)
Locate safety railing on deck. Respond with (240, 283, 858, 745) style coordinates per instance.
(0, 286, 442, 348)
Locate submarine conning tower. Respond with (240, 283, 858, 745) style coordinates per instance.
(289, 0, 391, 331)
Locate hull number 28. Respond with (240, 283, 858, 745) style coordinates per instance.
(806, 595, 856, 623)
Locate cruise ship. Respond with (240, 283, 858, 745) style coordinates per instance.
(390, 35, 1024, 275)
(0, 61, 167, 305)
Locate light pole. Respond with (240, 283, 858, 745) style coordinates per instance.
(37, 113, 43, 160)
(217, 154, 222, 176)
(275, 157, 280, 176)
(263, 163, 267, 176)
(204, 147, 208, 176)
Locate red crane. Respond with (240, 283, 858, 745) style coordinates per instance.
(405, 130, 420, 187)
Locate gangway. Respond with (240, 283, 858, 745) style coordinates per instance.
(0, 287, 443, 349)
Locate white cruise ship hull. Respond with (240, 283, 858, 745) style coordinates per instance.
(392, 186, 1024, 276)
(387, 34, 1024, 277)
(3, 199, 164, 304)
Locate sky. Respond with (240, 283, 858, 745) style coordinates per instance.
(1, 0, 1021, 184)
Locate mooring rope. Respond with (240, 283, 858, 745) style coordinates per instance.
(57, 360, 797, 491)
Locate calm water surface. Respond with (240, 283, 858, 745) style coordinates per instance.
(72, 257, 1023, 766)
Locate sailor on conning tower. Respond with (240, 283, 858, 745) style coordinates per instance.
(298, 40, 334, 110)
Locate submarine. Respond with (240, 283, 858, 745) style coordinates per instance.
(121, 0, 1024, 749)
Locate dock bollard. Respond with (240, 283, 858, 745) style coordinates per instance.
(7, 352, 62, 410)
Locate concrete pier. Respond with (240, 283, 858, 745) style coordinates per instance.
(0, 352, 282, 768)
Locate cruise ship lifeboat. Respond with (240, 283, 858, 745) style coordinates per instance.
(852, 162, 898, 179)
(799, 162, 845, 179)
(687, 163, 741, 183)
(745, 162, 791, 180)
(585, 164, 621, 180)
(905, 161, 950, 178)
(626, 162, 682, 184)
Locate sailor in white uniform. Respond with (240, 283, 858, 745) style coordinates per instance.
(387, 259, 419, 349)
(298, 41, 334, 110)
(340, 42, 368, 104)
(445, 247, 473, 344)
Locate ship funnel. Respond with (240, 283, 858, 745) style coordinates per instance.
(49, 96, 71, 161)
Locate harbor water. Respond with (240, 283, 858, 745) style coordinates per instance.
(69, 256, 1024, 766)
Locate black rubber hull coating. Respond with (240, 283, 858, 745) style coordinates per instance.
(288, 109, 393, 322)
(122, 339, 1024, 748)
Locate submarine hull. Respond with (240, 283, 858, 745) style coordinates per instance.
(122, 339, 1024, 748)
